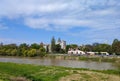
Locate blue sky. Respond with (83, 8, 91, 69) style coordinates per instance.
(0, 0, 120, 45)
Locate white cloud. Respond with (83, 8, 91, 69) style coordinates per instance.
(0, 0, 120, 43)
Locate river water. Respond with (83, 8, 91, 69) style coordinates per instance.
(0, 57, 117, 70)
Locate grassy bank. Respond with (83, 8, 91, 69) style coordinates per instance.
(0, 62, 120, 81)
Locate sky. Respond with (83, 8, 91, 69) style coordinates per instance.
(0, 0, 120, 45)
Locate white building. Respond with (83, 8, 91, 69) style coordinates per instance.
(68, 49, 85, 55)
(56, 39, 66, 50)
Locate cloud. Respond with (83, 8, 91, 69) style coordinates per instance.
(0, 0, 120, 43)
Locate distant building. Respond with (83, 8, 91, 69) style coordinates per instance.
(68, 48, 85, 55)
(87, 52, 95, 56)
(56, 39, 66, 50)
(41, 38, 66, 53)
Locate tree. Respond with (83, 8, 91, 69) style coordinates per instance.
(55, 44, 61, 53)
(112, 39, 120, 55)
(19, 43, 29, 56)
(23, 50, 28, 57)
(112, 39, 119, 44)
(19, 43, 29, 50)
(11, 49, 17, 56)
(51, 37, 56, 53)
(70, 44, 78, 49)
(66, 45, 71, 52)
(93, 43, 112, 53)
(83, 44, 93, 52)
(27, 49, 37, 57)
(37, 47, 46, 57)
(30, 43, 40, 49)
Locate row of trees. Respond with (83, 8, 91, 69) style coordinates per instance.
(0, 38, 120, 56)
(0, 43, 46, 57)
(66, 39, 120, 55)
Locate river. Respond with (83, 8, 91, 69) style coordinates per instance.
(0, 57, 118, 70)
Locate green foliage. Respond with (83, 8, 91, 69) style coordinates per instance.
(55, 44, 61, 53)
(51, 36, 56, 53)
(27, 49, 37, 57)
(83, 44, 93, 52)
(66, 44, 78, 52)
(11, 49, 17, 56)
(66, 45, 71, 52)
(19, 43, 29, 51)
(93, 43, 112, 53)
(37, 47, 46, 57)
(30, 43, 40, 49)
(70, 44, 78, 48)
(0, 43, 46, 57)
(112, 39, 120, 55)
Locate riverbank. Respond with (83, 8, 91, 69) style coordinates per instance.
(0, 62, 120, 81)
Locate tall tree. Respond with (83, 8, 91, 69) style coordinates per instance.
(112, 39, 120, 55)
(112, 39, 119, 44)
(51, 37, 56, 53)
(55, 44, 61, 53)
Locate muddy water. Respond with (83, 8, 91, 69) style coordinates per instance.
(0, 57, 118, 70)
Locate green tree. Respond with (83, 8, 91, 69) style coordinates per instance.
(19, 43, 29, 50)
(37, 47, 46, 57)
(30, 43, 40, 49)
(83, 44, 93, 52)
(66, 45, 71, 52)
(55, 44, 61, 53)
(23, 50, 28, 57)
(5, 49, 12, 56)
(11, 49, 17, 56)
(93, 43, 112, 53)
(27, 49, 37, 57)
(70, 44, 78, 49)
(51, 37, 56, 53)
(112, 39, 120, 55)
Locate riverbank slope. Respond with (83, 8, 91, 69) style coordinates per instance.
(0, 62, 120, 81)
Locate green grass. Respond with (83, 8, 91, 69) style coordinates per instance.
(0, 62, 70, 81)
(0, 62, 120, 81)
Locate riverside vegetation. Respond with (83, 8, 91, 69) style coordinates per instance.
(0, 62, 120, 81)
(0, 38, 120, 57)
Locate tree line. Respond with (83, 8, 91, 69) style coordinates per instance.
(0, 38, 120, 56)
(0, 43, 46, 57)
(66, 39, 120, 55)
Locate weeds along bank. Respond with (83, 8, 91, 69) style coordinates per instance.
(46, 54, 120, 62)
(0, 62, 120, 81)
